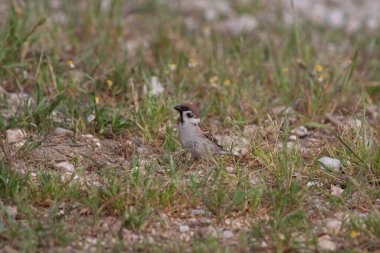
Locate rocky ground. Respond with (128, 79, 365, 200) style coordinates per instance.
(1, 0, 380, 252)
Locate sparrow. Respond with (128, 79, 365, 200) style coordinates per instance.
(174, 103, 233, 158)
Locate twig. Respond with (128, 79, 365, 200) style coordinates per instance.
(129, 78, 139, 113)
(325, 113, 343, 127)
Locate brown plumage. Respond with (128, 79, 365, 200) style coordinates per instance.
(198, 124, 223, 149)
(174, 102, 232, 158)
(174, 103, 200, 118)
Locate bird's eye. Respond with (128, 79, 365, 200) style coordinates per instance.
(186, 112, 193, 118)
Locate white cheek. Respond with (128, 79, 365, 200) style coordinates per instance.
(188, 118, 200, 125)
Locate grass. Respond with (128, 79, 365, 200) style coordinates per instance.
(0, 0, 380, 252)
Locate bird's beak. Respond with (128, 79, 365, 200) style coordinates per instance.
(174, 105, 182, 111)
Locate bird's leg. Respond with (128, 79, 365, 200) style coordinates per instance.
(188, 156, 200, 170)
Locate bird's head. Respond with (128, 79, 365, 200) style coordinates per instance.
(174, 103, 200, 125)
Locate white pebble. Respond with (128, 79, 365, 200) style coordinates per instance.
(318, 235, 336, 251)
(191, 209, 207, 216)
(54, 161, 75, 172)
(199, 218, 211, 224)
(326, 219, 342, 235)
(291, 125, 308, 138)
(306, 181, 323, 187)
(318, 157, 343, 172)
(5, 206, 18, 218)
(226, 166, 235, 174)
(87, 114, 96, 123)
(223, 230, 233, 239)
(6, 129, 27, 144)
(179, 225, 190, 233)
(82, 134, 94, 139)
(330, 184, 344, 196)
(53, 127, 73, 136)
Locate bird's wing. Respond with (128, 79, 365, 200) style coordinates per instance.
(197, 124, 223, 149)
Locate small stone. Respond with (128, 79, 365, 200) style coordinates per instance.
(5, 206, 18, 218)
(214, 135, 250, 156)
(53, 127, 73, 136)
(82, 134, 94, 139)
(347, 118, 362, 130)
(143, 76, 164, 95)
(30, 172, 37, 179)
(131, 233, 139, 242)
(331, 185, 344, 196)
(326, 219, 342, 235)
(87, 114, 96, 123)
(318, 157, 343, 172)
(179, 233, 191, 242)
(291, 125, 308, 138)
(226, 166, 235, 174)
(54, 161, 75, 172)
(199, 218, 211, 224)
(6, 93, 34, 116)
(151, 76, 164, 95)
(179, 225, 190, 233)
(306, 181, 323, 187)
(284, 142, 296, 148)
(223, 230, 233, 239)
(250, 177, 259, 185)
(51, 110, 64, 123)
(231, 219, 242, 230)
(190, 209, 207, 216)
(6, 129, 27, 144)
(137, 147, 146, 153)
(288, 135, 297, 141)
(318, 235, 336, 251)
(82, 134, 101, 147)
(92, 138, 101, 147)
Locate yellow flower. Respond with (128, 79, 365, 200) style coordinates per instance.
(209, 76, 218, 87)
(188, 58, 198, 68)
(350, 231, 358, 238)
(168, 63, 177, 71)
(106, 79, 113, 88)
(314, 64, 323, 72)
(95, 96, 100, 104)
(282, 67, 289, 74)
(67, 59, 75, 69)
(223, 79, 231, 86)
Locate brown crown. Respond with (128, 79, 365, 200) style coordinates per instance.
(174, 103, 200, 118)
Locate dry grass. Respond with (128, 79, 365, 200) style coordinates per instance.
(0, 0, 379, 252)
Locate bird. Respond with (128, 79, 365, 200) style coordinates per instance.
(173, 102, 233, 158)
